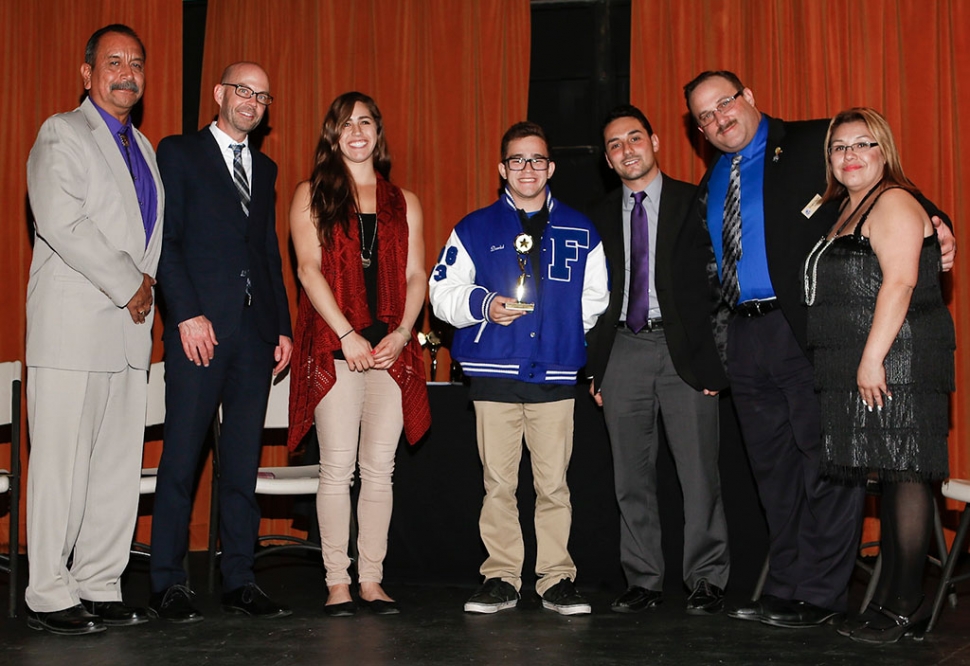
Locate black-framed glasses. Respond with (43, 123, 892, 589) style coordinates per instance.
(828, 141, 880, 155)
(221, 82, 274, 105)
(504, 156, 550, 171)
(697, 90, 744, 127)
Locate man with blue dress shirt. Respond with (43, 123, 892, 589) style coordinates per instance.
(674, 70, 955, 628)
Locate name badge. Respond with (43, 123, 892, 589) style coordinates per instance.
(801, 194, 823, 219)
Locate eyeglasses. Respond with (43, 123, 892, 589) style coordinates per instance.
(504, 157, 550, 171)
(696, 91, 744, 128)
(828, 141, 880, 155)
(221, 83, 274, 106)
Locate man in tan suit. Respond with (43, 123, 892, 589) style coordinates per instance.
(24, 24, 164, 635)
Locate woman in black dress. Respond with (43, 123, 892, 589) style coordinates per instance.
(803, 107, 954, 643)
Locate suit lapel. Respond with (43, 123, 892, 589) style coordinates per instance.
(80, 99, 145, 249)
(198, 129, 250, 233)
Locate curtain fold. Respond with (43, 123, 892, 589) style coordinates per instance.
(630, 0, 969, 528)
(197, 0, 530, 549)
(1, 1, 183, 552)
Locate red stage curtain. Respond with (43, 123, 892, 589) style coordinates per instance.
(0, 2, 182, 552)
(630, 0, 970, 537)
(192, 0, 531, 549)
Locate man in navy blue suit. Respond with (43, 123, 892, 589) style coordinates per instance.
(149, 62, 292, 622)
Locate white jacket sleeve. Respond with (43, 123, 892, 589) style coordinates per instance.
(429, 229, 495, 329)
(581, 240, 610, 333)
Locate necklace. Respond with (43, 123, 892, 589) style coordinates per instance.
(357, 213, 377, 268)
(802, 183, 881, 305)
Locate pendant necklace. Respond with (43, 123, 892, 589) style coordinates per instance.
(358, 213, 377, 268)
(803, 182, 881, 305)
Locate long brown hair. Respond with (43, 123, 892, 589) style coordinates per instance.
(308, 92, 392, 245)
(822, 107, 917, 203)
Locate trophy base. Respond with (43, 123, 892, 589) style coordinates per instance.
(504, 302, 535, 312)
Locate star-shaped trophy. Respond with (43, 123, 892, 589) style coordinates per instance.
(505, 232, 535, 312)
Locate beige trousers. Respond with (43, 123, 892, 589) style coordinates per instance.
(25, 366, 146, 611)
(474, 399, 577, 596)
(314, 361, 403, 586)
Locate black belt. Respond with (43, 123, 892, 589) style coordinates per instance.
(733, 299, 778, 318)
(618, 318, 663, 332)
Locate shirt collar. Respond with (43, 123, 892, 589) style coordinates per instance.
(209, 121, 249, 151)
(731, 115, 769, 161)
(90, 99, 131, 136)
(621, 171, 664, 210)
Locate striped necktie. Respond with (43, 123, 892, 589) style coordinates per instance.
(721, 154, 742, 307)
(231, 143, 250, 216)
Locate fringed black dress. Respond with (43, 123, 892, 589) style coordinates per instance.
(804, 190, 954, 483)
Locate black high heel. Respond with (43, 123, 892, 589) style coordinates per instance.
(848, 601, 929, 644)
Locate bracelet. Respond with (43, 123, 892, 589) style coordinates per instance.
(395, 326, 411, 342)
(338, 328, 354, 340)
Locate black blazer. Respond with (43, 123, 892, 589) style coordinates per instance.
(156, 129, 291, 345)
(672, 114, 949, 389)
(586, 173, 716, 391)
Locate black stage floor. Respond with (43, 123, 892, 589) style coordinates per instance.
(1, 553, 968, 666)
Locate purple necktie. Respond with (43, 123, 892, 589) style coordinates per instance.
(627, 191, 650, 333)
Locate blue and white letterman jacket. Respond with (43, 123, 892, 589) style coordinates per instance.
(429, 188, 609, 385)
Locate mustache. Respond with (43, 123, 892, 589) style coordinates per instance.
(110, 80, 140, 94)
(717, 118, 737, 134)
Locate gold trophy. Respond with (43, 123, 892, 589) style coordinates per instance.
(504, 232, 535, 312)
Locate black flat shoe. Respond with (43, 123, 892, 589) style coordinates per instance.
(360, 598, 400, 615)
(848, 601, 930, 644)
(26, 604, 106, 635)
(323, 601, 357, 617)
(81, 600, 150, 626)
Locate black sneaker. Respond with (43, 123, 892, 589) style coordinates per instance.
(541, 578, 591, 615)
(464, 578, 520, 614)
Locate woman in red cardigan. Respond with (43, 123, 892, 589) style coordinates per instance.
(288, 92, 430, 617)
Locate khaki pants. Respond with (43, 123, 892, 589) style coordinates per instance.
(474, 399, 577, 596)
(314, 361, 403, 586)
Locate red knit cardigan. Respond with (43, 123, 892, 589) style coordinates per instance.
(287, 176, 431, 450)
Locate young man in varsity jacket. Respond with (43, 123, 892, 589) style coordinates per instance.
(430, 121, 609, 616)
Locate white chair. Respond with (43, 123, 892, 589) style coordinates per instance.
(207, 372, 320, 590)
(131, 362, 167, 558)
(0, 361, 22, 617)
(928, 478, 970, 631)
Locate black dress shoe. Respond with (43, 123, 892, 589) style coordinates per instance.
(222, 583, 292, 619)
(81, 600, 150, 626)
(148, 584, 204, 623)
(761, 600, 842, 628)
(323, 601, 357, 617)
(611, 586, 663, 613)
(686, 579, 725, 615)
(726, 594, 787, 622)
(360, 598, 400, 615)
(26, 604, 106, 635)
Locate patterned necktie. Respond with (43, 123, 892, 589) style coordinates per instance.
(626, 191, 651, 332)
(721, 154, 743, 308)
(231, 143, 250, 216)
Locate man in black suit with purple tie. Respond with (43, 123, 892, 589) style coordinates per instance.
(149, 62, 292, 622)
(586, 105, 729, 617)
